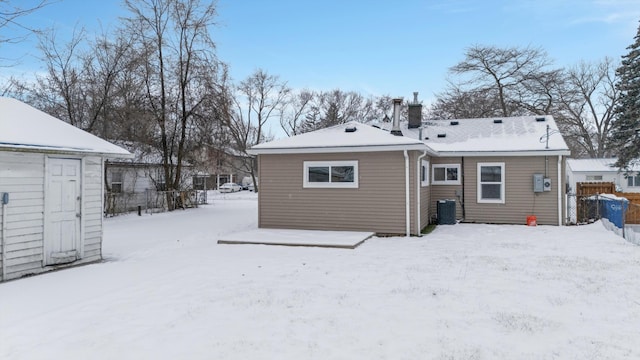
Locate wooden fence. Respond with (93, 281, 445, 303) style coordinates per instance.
(576, 182, 640, 224)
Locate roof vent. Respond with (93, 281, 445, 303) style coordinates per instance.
(437, 133, 446, 138)
(345, 126, 357, 133)
(536, 117, 546, 122)
(450, 121, 459, 126)
(493, 119, 503, 124)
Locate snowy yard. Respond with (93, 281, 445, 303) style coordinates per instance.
(2, 191, 640, 359)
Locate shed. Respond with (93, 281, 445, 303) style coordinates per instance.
(566, 158, 640, 193)
(0, 97, 131, 281)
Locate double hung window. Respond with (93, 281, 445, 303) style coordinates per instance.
(477, 162, 505, 203)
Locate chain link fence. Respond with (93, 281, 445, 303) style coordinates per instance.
(105, 189, 208, 216)
(567, 193, 639, 245)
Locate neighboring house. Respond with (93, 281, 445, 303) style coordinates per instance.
(191, 147, 253, 190)
(566, 158, 640, 193)
(105, 153, 197, 214)
(248, 98, 571, 235)
(0, 97, 131, 281)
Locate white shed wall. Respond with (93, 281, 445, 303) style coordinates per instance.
(0, 152, 105, 281)
(0, 152, 45, 280)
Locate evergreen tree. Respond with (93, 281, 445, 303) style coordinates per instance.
(611, 21, 640, 170)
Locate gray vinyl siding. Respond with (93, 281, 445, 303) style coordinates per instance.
(0, 152, 45, 280)
(463, 156, 562, 225)
(1, 152, 106, 281)
(429, 157, 464, 222)
(430, 156, 564, 225)
(258, 151, 422, 235)
(419, 157, 431, 231)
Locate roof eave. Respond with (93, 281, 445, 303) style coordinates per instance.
(0, 145, 133, 158)
(248, 143, 428, 155)
(434, 149, 572, 157)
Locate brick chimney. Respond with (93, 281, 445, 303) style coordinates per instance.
(408, 92, 422, 129)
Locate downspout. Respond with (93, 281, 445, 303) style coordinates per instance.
(416, 149, 428, 235)
(1, 200, 6, 281)
(404, 150, 410, 236)
(460, 157, 466, 221)
(557, 155, 563, 226)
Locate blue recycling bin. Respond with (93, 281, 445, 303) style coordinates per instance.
(599, 197, 628, 228)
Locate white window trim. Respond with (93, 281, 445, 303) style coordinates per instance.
(477, 162, 505, 204)
(421, 159, 430, 187)
(431, 164, 461, 185)
(111, 172, 123, 193)
(303, 160, 359, 188)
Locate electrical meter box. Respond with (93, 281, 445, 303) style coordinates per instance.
(533, 174, 544, 192)
(543, 178, 552, 192)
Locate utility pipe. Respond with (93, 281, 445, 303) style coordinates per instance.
(416, 149, 428, 235)
(1, 201, 6, 281)
(558, 155, 563, 226)
(404, 150, 410, 236)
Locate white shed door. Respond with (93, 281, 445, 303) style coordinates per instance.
(45, 158, 81, 265)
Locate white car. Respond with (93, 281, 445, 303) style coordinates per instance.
(219, 182, 241, 193)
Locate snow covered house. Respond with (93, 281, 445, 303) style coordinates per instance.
(105, 158, 196, 214)
(0, 97, 131, 281)
(566, 158, 640, 193)
(248, 98, 571, 235)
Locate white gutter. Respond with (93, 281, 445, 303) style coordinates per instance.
(1, 200, 6, 281)
(435, 150, 572, 157)
(247, 143, 427, 155)
(416, 149, 428, 235)
(558, 155, 563, 226)
(404, 150, 410, 236)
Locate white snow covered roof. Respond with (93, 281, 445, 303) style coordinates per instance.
(401, 115, 570, 156)
(0, 97, 131, 157)
(248, 121, 428, 154)
(567, 158, 640, 173)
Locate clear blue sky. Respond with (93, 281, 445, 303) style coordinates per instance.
(2, 0, 639, 105)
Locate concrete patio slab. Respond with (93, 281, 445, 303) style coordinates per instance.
(218, 228, 374, 249)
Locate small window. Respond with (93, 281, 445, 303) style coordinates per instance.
(627, 174, 640, 187)
(421, 160, 430, 187)
(586, 175, 603, 181)
(303, 161, 358, 188)
(477, 162, 505, 203)
(432, 164, 461, 185)
(111, 172, 123, 193)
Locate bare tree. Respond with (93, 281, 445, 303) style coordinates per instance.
(29, 27, 88, 129)
(429, 85, 503, 119)
(299, 89, 373, 133)
(226, 69, 290, 192)
(448, 44, 554, 117)
(123, 0, 222, 206)
(0, 0, 52, 62)
(556, 58, 619, 158)
(433, 44, 619, 157)
(280, 89, 314, 136)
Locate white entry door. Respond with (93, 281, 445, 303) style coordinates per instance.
(45, 158, 81, 265)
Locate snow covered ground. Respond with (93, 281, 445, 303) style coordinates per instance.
(2, 191, 640, 359)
